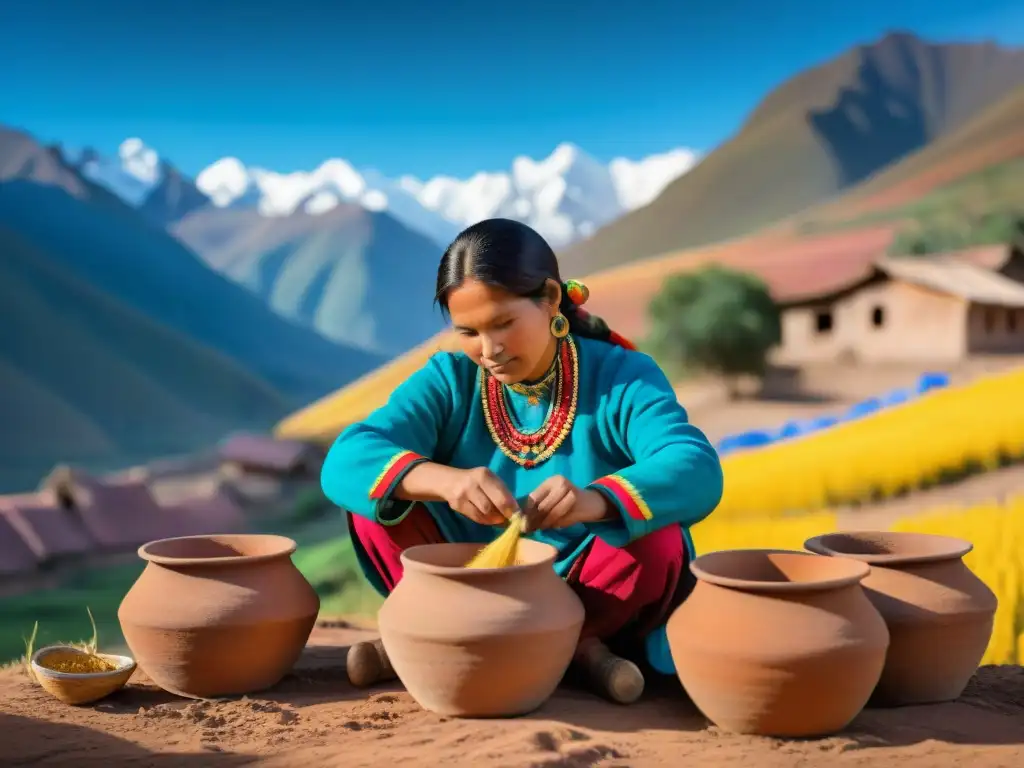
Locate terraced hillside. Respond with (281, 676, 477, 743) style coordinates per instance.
(559, 33, 1024, 274)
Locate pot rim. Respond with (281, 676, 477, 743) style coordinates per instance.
(804, 531, 973, 565)
(137, 533, 298, 566)
(690, 548, 871, 593)
(399, 538, 559, 576)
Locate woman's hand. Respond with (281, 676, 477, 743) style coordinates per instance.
(439, 466, 519, 527)
(523, 475, 613, 531)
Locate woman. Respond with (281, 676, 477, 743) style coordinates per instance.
(321, 218, 724, 705)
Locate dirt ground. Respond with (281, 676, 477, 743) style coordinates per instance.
(3, 623, 1023, 768)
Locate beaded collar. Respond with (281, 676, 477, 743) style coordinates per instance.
(480, 335, 579, 468)
(507, 355, 558, 406)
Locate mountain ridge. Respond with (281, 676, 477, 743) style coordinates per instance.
(575, 84, 1024, 345)
(67, 139, 700, 249)
(276, 35, 1024, 438)
(558, 32, 1024, 274)
(172, 202, 447, 356)
(0, 127, 386, 403)
(0, 224, 291, 492)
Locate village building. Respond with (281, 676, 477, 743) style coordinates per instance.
(39, 465, 236, 550)
(160, 483, 248, 535)
(0, 492, 94, 563)
(215, 433, 327, 513)
(218, 433, 325, 480)
(0, 511, 41, 576)
(0, 466, 251, 582)
(773, 245, 1024, 365)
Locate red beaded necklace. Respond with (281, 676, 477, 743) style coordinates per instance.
(480, 335, 580, 468)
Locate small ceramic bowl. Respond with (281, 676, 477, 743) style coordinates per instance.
(31, 645, 137, 705)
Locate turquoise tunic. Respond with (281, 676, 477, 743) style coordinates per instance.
(320, 335, 724, 671)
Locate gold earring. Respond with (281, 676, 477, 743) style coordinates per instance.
(550, 313, 569, 339)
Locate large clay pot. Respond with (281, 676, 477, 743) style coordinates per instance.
(804, 531, 997, 706)
(378, 539, 584, 717)
(118, 534, 320, 698)
(667, 549, 889, 737)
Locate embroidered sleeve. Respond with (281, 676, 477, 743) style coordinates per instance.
(321, 354, 456, 526)
(586, 351, 723, 545)
(367, 450, 430, 524)
(370, 450, 428, 500)
(590, 474, 653, 523)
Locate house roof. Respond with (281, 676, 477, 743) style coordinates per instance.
(42, 468, 193, 549)
(770, 244, 1016, 303)
(0, 511, 40, 575)
(778, 245, 1020, 306)
(0, 493, 94, 561)
(876, 254, 1024, 307)
(162, 488, 247, 536)
(218, 433, 319, 472)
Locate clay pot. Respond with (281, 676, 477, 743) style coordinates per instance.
(667, 549, 889, 737)
(377, 539, 584, 717)
(118, 534, 319, 698)
(804, 531, 997, 706)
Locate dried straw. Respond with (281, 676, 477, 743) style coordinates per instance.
(465, 513, 526, 569)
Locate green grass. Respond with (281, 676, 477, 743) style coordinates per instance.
(796, 156, 1024, 235)
(0, 561, 145, 665)
(292, 535, 383, 617)
(0, 500, 380, 665)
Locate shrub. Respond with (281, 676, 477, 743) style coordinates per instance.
(646, 265, 781, 392)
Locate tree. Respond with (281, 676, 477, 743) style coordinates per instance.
(646, 265, 781, 396)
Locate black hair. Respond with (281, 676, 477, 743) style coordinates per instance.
(434, 218, 623, 346)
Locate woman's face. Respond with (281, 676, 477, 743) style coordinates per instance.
(447, 278, 558, 384)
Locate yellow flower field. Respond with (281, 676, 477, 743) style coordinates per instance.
(691, 495, 1024, 666)
(717, 365, 1024, 518)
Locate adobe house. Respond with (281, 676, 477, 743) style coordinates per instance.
(773, 245, 1024, 365)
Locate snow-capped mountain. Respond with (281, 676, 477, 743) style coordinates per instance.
(196, 142, 700, 247)
(194, 155, 462, 246)
(66, 138, 700, 248)
(62, 138, 164, 206)
(399, 144, 700, 246)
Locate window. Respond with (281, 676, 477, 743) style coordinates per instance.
(871, 305, 885, 328)
(984, 308, 998, 334)
(814, 309, 833, 334)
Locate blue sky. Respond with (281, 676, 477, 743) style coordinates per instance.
(4, 0, 1023, 179)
